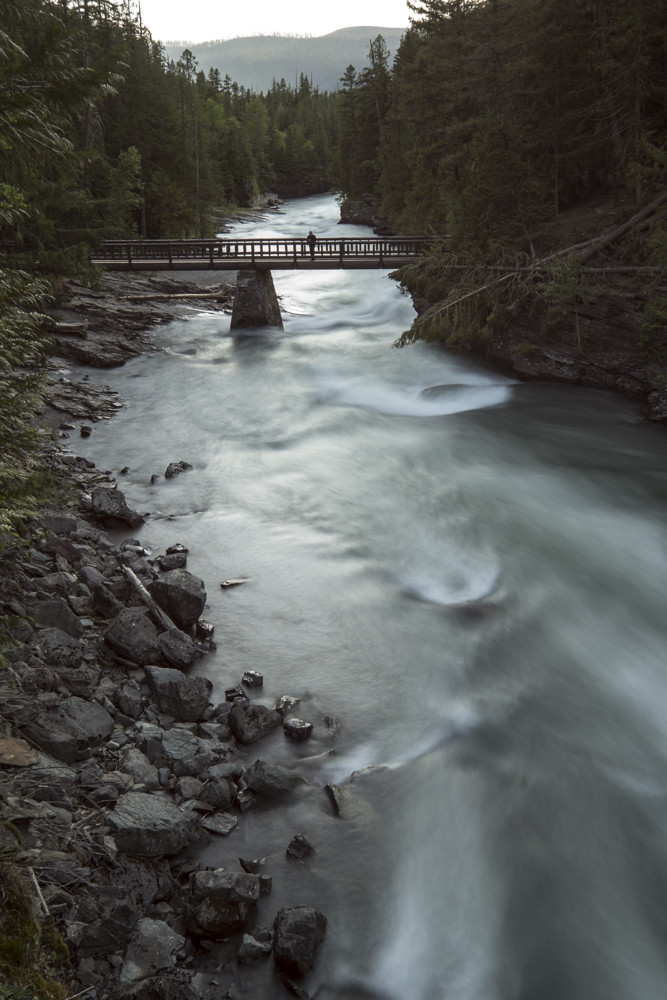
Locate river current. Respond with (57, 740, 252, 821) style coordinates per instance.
(75, 195, 667, 1000)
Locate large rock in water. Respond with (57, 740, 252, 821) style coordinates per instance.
(228, 701, 282, 744)
(230, 270, 283, 329)
(149, 569, 207, 631)
(187, 869, 260, 938)
(273, 906, 327, 978)
(90, 486, 144, 528)
(244, 759, 304, 797)
(109, 791, 196, 856)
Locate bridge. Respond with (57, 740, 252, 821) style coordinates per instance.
(91, 236, 429, 330)
(90, 237, 429, 272)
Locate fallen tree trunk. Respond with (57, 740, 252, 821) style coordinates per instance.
(122, 565, 178, 632)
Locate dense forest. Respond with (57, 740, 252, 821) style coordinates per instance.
(335, 0, 667, 351)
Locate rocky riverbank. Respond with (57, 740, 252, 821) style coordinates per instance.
(0, 271, 330, 1000)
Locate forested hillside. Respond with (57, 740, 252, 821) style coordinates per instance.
(337, 0, 667, 369)
(163, 28, 406, 94)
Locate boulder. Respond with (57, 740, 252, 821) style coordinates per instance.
(33, 599, 84, 638)
(120, 747, 160, 791)
(149, 569, 207, 631)
(157, 628, 196, 670)
(160, 728, 219, 776)
(228, 701, 282, 744)
(244, 759, 304, 797)
(164, 461, 192, 479)
(21, 696, 114, 764)
(37, 627, 84, 668)
(104, 608, 160, 665)
(187, 869, 260, 938)
(273, 906, 327, 978)
(120, 918, 185, 983)
(90, 487, 144, 529)
(283, 717, 313, 741)
(200, 776, 236, 810)
(143, 665, 212, 722)
(109, 791, 196, 856)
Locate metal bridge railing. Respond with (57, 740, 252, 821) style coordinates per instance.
(92, 237, 431, 265)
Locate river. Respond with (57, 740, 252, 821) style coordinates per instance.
(75, 194, 667, 1000)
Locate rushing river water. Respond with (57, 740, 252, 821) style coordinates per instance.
(74, 194, 667, 1000)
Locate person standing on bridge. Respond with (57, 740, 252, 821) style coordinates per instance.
(306, 230, 317, 260)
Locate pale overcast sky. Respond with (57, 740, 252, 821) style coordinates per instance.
(136, 0, 412, 44)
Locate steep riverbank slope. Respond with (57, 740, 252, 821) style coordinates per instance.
(393, 192, 667, 423)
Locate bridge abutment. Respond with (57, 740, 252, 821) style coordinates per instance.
(230, 269, 282, 330)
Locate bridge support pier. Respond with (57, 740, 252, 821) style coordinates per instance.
(230, 269, 283, 330)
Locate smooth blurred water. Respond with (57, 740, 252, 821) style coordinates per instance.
(74, 195, 667, 1000)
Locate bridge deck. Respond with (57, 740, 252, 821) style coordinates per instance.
(91, 237, 429, 271)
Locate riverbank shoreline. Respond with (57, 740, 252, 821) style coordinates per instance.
(0, 268, 329, 1000)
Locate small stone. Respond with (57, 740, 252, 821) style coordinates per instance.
(225, 686, 246, 703)
(286, 834, 314, 860)
(80, 425, 92, 437)
(236, 788, 257, 812)
(196, 619, 215, 640)
(239, 857, 265, 874)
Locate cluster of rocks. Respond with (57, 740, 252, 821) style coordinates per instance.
(0, 452, 327, 1000)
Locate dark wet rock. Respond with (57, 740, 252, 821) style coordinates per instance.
(90, 487, 144, 529)
(68, 896, 138, 957)
(92, 583, 125, 619)
(325, 783, 346, 817)
(21, 696, 114, 764)
(238, 932, 272, 965)
(120, 747, 160, 791)
(195, 619, 214, 641)
(228, 701, 282, 744)
(274, 694, 300, 716)
(37, 627, 84, 668)
(158, 552, 187, 571)
(286, 834, 314, 860)
(174, 776, 203, 801)
(200, 776, 236, 810)
(244, 759, 304, 798)
(109, 791, 196, 856)
(160, 728, 219, 776)
(164, 461, 193, 479)
(225, 685, 246, 703)
(148, 569, 207, 631)
(156, 628, 196, 671)
(34, 599, 84, 638)
(59, 666, 100, 699)
(283, 717, 313, 742)
(239, 857, 265, 874)
(273, 906, 327, 978)
(187, 869, 260, 938)
(242, 670, 263, 688)
(201, 812, 238, 836)
(120, 918, 186, 984)
(116, 680, 146, 720)
(105, 608, 160, 665)
(45, 536, 83, 565)
(236, 788, 257, 812)
(166, 543, 188, 555)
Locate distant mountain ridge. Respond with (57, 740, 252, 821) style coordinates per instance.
(163, 27, 406, 93)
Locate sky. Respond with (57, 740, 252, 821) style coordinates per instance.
(135, 0, 413, 44)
